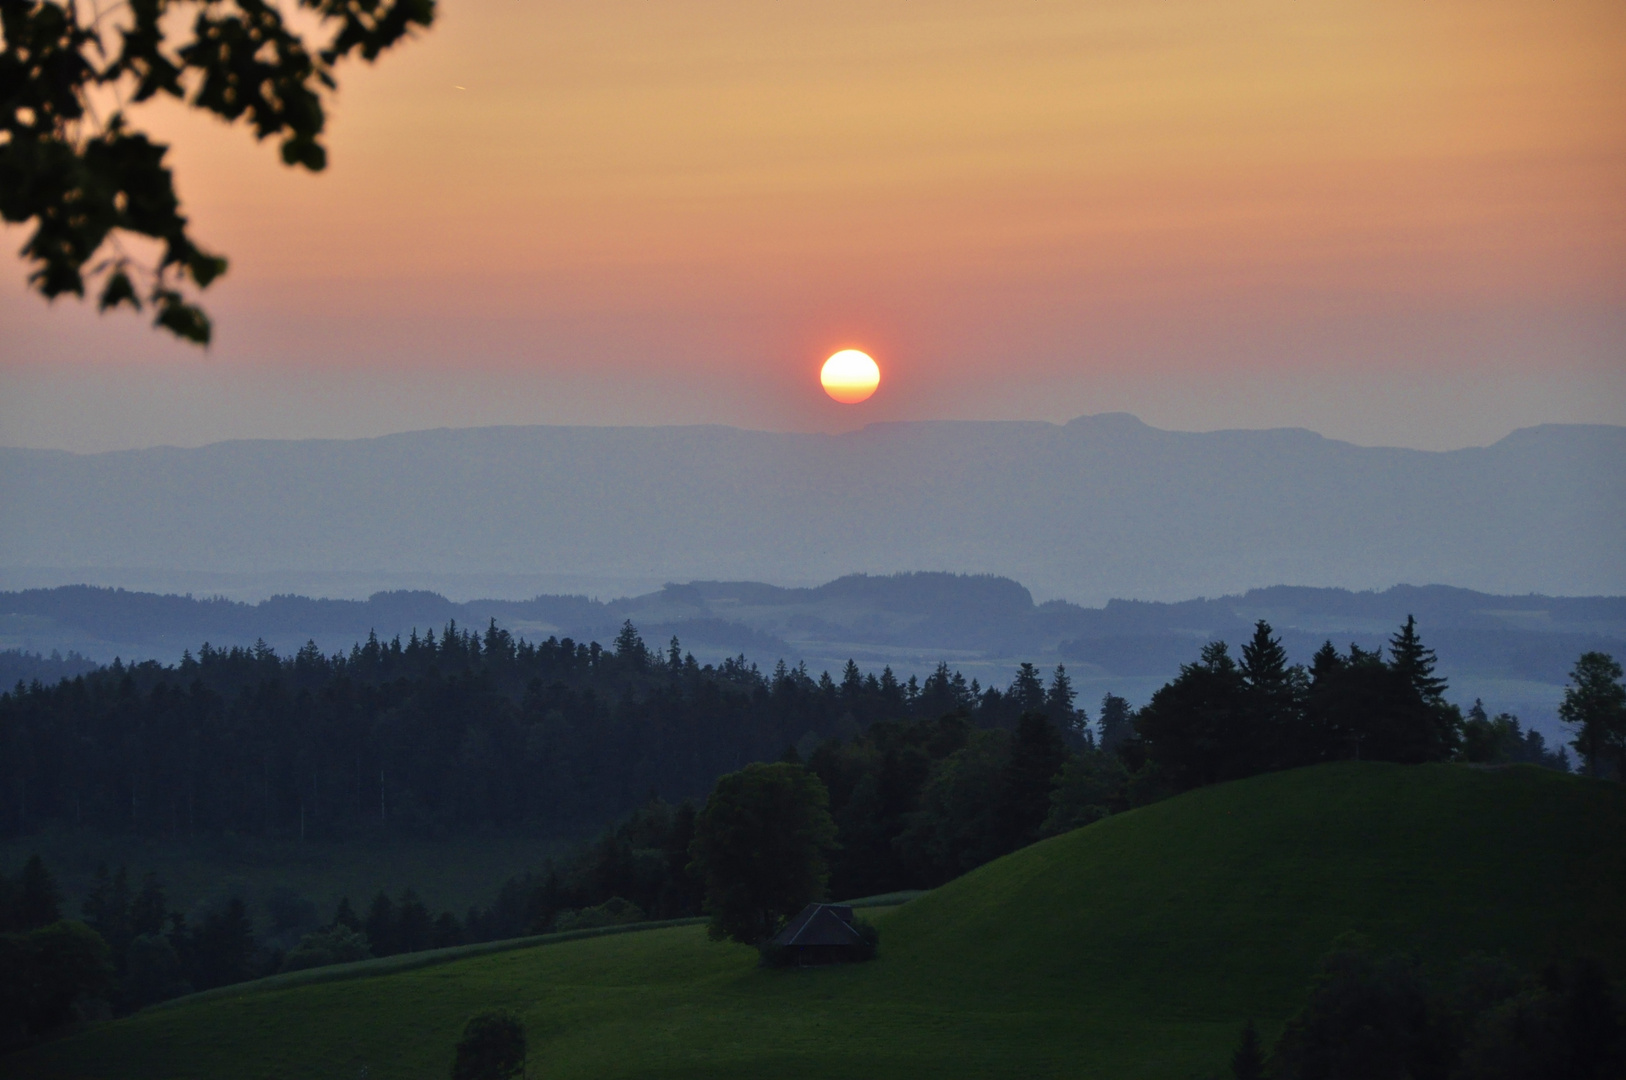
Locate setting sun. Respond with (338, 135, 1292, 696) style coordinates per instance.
(820, 350, 881, 404)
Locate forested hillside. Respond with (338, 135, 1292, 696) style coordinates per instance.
(0, 621, 1082, 841)
(1, 611, 1600, 1028)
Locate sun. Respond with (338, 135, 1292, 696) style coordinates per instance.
(820, 349, 880, 404)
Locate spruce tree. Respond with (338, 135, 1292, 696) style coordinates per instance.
(1045, 665, 1084, 738)
(995, 713, 1070, 851)
(332, 896, 362, 932)
(1010, 663, 1047, 715)
(129, 873, 171, 938)
(1240, 620, 1299, 768)
(396, 889, 434, 953)
(1230, 1019, 1265, 1080)
(613, 620, 646, 668)
(365, 892, 398, 956)
(1388, 615, 1447, 701)
(1097, 693, 1135, 754)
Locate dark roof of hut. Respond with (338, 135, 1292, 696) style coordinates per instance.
(770, 904, 863, 948)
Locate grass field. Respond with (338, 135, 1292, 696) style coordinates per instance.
(9, 762, 1624, 1080)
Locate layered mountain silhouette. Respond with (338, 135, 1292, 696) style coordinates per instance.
(2, 415, 1621, 602)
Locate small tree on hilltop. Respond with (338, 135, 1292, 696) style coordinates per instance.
(452, 1010, 526, 1080)
(1560, 651, 1626, 778)
(688, 762, 838, 945)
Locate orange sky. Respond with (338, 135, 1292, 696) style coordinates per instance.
(1, 0, 1623, 450)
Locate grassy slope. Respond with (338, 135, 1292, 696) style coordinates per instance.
(11, 763, 1624, 1080)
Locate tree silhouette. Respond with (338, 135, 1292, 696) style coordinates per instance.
(1230, 1019, 1265, 1080)
(1560, 652, 1625, 777)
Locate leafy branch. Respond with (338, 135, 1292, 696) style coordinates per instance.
(0, 0, 434, 344)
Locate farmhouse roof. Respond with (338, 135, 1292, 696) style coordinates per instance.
(771, 903, 863, 948)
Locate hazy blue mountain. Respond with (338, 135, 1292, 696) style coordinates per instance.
(1, 415, 1621, 603)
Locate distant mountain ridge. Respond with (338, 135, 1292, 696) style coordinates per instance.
(4, 573, 1621, 682)
(1, 415, 1621, 603)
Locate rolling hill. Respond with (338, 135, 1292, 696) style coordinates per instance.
(8, 762, 1622, 1080)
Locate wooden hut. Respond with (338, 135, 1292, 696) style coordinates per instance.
(767, 903, 866, 965)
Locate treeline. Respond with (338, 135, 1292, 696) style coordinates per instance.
(0, 620, 1088, 841)
(488, 618, 1581, 941)
(1226, 938, 1624, 1079)
(0, 848, 583, 1045)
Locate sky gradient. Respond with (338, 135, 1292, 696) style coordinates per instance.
(2, 0, 1623, 451)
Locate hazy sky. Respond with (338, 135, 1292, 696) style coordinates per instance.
(2, 0, 1622, 452)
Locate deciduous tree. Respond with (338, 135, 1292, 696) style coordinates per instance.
(688, 761, 838, 945)
(1560, 651, 1626, 778)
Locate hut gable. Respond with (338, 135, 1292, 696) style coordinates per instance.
(767, 903, 868, 964)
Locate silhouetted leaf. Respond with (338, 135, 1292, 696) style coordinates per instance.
(97, 269, 140, 311)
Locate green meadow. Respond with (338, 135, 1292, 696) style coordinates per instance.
(10, 762, 1624, 1080)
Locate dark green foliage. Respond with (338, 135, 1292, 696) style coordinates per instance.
(808, 713, 970, 898)
(1270, 938, 1454, 1080)
(894, 728, 1010, 885)
(1230, 1020, 1264, 1080)
(433, 911, 463, 948)
(61, 860, 195, 1009)
(1043, 744, 1129, 835)
(280, 925, 372, 973)
(396, 890, 434, 954)
(1044, 664, 1085, 741)
(1452, 958, 1625, 1080)
(1267, 942, 1625, 1080)
(994, 713, 1070, 850)
(1137, 617, 1467, 794)
(119, 933, 190, 1010)
(365, 892, 397, 957)
(127, 872, 169, 940)
(1461, 701, 1569, 770)
(1096, 692, 1135, 754)
(332, 896, 362, 932)
(1241, 620, 1306, 769)
(0, 919, 113, 1049)
(552, 897, 645, 933)
(1135, 641, 1253, 789)
(452, 1009, 526, 1080)
(0, 0, 433, 341)
(0, 626, 995, 842)
(189, 897, 255, 990)
(1560, 652, 1625, 777)
(13, 854, 63, 930)
(1312, 636, 1457, 765)
(689, 762, 838, 945)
